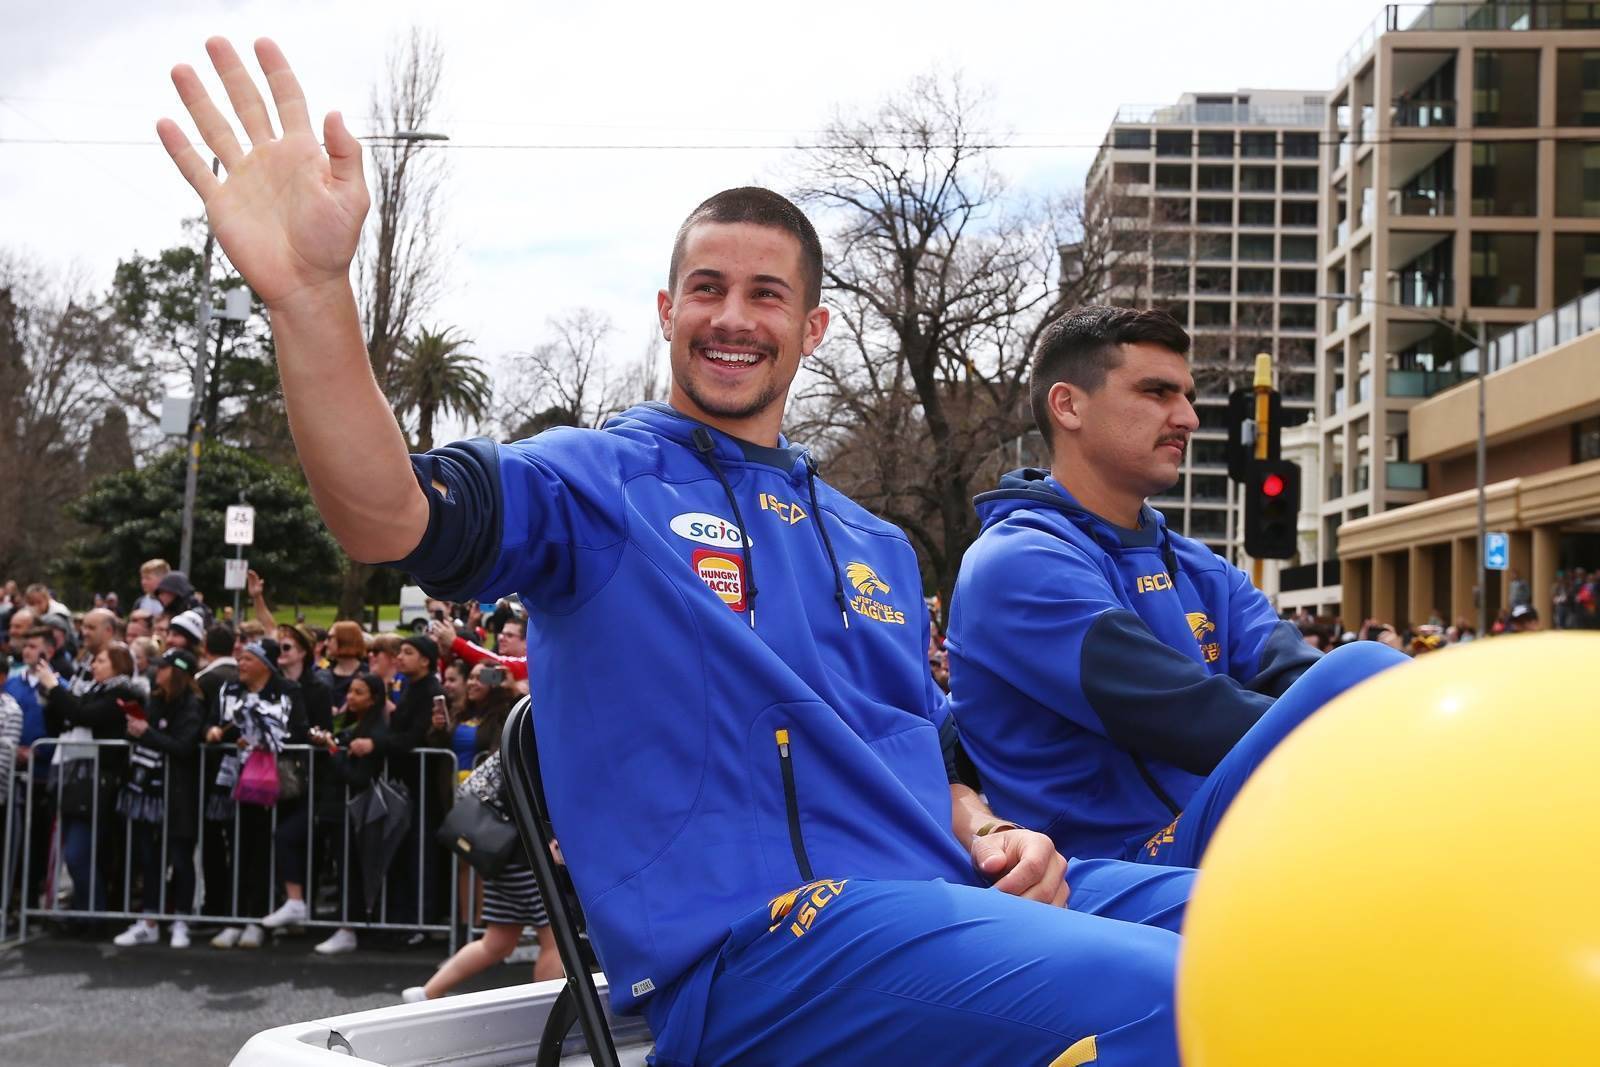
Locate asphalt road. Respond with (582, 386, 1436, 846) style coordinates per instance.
(0, 928, 536, 1066)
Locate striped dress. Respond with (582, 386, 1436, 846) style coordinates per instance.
(460, 751, 549, 928)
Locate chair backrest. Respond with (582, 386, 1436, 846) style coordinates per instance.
(501, 698, 622, 1067)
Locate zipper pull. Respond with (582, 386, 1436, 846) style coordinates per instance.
(776, 728, 790, 758)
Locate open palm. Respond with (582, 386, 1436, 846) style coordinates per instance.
(157, 38, 369, 309)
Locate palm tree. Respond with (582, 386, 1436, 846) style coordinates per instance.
(391, 325, 492, 452)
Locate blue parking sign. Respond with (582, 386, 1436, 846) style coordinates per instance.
(1485, 532, 1509, 571)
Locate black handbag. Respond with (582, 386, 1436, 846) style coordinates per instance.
(435, 793, 521, 879)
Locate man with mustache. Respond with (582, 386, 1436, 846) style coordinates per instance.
(157, 38, 1197, 1067)
(946, 306, 1407, 869)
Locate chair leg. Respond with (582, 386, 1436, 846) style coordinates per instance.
(536, 984, 579, 1067)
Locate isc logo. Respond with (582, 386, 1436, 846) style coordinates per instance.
(1136, 572, 1173, 594)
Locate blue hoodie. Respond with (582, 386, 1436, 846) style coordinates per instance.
(945, 469, 1318, 863)
(392, 403, 974, 1061)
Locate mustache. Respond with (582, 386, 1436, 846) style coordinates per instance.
(691, 335, 779, 358)
(1156, 434, 1189, 449)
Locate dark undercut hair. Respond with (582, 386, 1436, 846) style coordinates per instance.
(668, 187, 824, 308)
(1029, 305, 1192, 440)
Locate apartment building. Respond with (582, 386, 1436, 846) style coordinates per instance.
(1313, 1, 1600, 617)
(1086, 89, 1325, 563)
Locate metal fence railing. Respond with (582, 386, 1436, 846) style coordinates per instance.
(2, 740, 480, 954)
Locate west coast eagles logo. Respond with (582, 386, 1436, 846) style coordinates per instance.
(1187, 611, 1221, 663)
(845, 563, 905, 625)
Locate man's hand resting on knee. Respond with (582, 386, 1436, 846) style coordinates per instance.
(972, 827, 1070, 907)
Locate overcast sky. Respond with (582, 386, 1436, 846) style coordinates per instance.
(3, 0, 1381, 439)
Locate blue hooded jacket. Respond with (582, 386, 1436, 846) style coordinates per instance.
(391, 403, 975, 1061)
(945, 469, 1318, 863)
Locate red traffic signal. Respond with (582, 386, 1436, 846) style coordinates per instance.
(1244, 459, 1301, 560)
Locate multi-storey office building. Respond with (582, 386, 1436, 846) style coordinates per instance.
(1086, 89, 1325, 563)
(1314, 1, 1600, 619)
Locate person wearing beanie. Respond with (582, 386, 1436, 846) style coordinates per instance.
(154, 570, 206, 624)
(166, 610, 207, 651)
(113, 647, 205, 948)
(205, 635, 307, 949)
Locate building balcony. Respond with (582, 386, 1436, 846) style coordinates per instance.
(1113, 102, 1325, 126)
(1392, 271, 1454, 308)
(1389, 189, 1455, 218)
(1386, 461, 1428, 491)
(1391, 99, 1456, 128)
(1388, 1, 1600, 31)
(1386, 367, 1471, 397)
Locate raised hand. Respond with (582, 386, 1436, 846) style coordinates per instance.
(157, 38, 369, 310)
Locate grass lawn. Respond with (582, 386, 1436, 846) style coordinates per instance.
(277, 604, 405, 633)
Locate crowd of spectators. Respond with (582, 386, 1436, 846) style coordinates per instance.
(1289, 564, 1598, 657)
(0, 565, 559, 997)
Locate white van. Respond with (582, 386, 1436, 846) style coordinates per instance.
(398, 584, 430, 633)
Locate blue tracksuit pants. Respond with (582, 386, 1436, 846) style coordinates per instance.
(1138, 640, 1410, 867)
(681, 859, 1194, 1067)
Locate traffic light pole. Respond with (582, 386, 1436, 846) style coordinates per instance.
(1251, 353, 1272, 589)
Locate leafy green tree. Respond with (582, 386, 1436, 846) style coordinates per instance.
(56, 444, 341, 607)
(391, 325, 491, 452)
(106, 221, 291, 463)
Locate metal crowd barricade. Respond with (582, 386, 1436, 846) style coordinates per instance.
(1, 740, 17, 942)
(13, 738, 465, 953)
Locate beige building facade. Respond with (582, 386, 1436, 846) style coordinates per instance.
(1317, 3, 1600, 616)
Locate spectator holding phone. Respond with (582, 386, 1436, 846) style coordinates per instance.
(432, 661, 517, 783)
(113, 647, 205, 948)
(430, 616, 528, 683)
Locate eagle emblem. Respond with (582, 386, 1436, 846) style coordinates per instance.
(846, 562, 890, 596)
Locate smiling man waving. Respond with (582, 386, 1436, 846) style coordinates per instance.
(158, 40, 1199, 1067)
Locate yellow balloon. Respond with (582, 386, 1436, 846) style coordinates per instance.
(1179, 634, 1600, 1067)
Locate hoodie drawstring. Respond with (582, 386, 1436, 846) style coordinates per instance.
(692, 428, 759, 629)
(803, 452, 851, 630)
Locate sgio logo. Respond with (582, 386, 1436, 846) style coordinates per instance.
(669, 512, 753, 548)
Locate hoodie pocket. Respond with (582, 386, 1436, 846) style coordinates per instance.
(774, 729, 815, 882)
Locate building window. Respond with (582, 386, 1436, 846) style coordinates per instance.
(1280, 303, 1317, 330)
(1557, 50, 1600, 126)
(1471, 141, 1538, 215)
(1240, 201, 1275, 227)
(1113, 196, 1150, 218)
(1282, 166, 1318, 192)
(1474, 50, 1540, 127)
(1238, 303, 1275, 330)
(1113, 128, 1152, 149)
(1239, 234, 1275, 261)
(1280, 269, 1317, 295)
(1555, 234, 1600, 303)
(1470, 233, 1537, 307)
(1576, 417, 1600, 463)
(1113, 161, 1150, 184)
(1196, 234, 1232, 260)
(1156, 197, 1192, 223)
(1281, 337, 1316, 364)
(1280, 235, 1318, 261)
(1283, 133, 1318, 158)
(1191, 474, 1229, 503)
(1153, 265, 1190, 293)
(1158, 300, 1190, 322)
(1197, 165, 1233, 192)
(1282, 201, 1318, 226)
(1155, 163, 1191, 190)
(1237, 268, 1274, 294)
(1111, 265, 1146, 291)
(1192, 440, 1230, 468)
(1157, 130, 1192, 156)
(1195, 266, 1232, 293)
(1197, 198, 1234, 225)
(1556, 142, 1600, 217)
(1198, 131, 1234, 157)
(1240, 166, 1276, 193)
(1111, 230, 1147, 252)
(1194, 301, 1232, 327)
(1241, 132, 1276, 158)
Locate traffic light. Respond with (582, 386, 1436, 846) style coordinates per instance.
(1243, 459, 1301, 559)
(1226, 387, 1282, 481)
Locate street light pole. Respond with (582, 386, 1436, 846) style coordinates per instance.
(1316, 292, 1490, 635)
(178, 157, 219, 577)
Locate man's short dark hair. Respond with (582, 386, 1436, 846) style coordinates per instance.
(1029, 305, 1192, 441)
(668, 187, 824, 308)
(204, 624, 235, 657)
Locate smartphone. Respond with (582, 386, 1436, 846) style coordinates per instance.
(432, 694, 448, 719)
(117, 697, 147, 722)
(479, 666, 507, 687)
